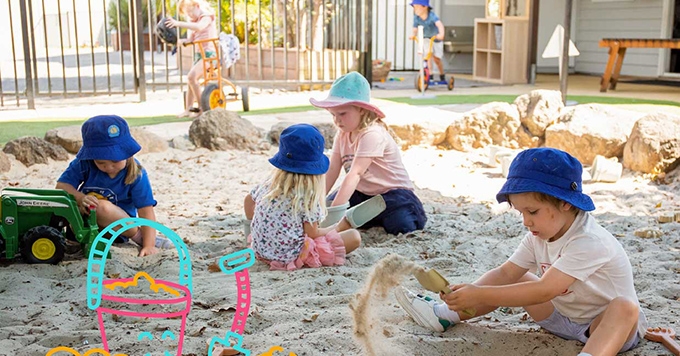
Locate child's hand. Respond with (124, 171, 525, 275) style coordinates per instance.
(442, 283, 479, 312)
(79, 195, 99, 213)
(164, 17, 179, 29)
(138, 246, 159, 257)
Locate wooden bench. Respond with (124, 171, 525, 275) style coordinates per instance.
(599, 38, 680, 92)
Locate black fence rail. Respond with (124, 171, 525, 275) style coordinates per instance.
(0, 0, 374, 109)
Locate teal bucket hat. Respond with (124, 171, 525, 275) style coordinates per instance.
(309, 72, 385, 118)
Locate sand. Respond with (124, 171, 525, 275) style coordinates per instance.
(0, 118, 678, 356)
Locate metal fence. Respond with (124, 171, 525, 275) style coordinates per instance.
(0, 0, 374, 109)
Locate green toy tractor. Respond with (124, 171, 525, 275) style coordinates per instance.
(0, 187, 101, 264)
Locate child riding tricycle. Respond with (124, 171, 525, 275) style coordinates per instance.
(412, 35, 455, 92)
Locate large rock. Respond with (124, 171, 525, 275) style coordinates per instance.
(130, 127, 169, 155)
(44, 125, 82, 154)
(268, 122, 337, 149)
(189, 109, 263, 151)
(545, 104, 645, 164)
(623, 113, 680, 174)
(0, 151, 10, 173)
(3, 136, 69, 166)
(513, 90, 564, 137)
(45, 125, 168, 155)
(436, 102, 539, 151)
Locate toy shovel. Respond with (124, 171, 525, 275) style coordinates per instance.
(645, 327, 680, 356)
(414, 267, 476, 318)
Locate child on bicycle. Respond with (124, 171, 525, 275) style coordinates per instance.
(410, 0, 446, 82)
(244, 124, 362, 271)
(165, 0, 217, 118)
(395, 148, 646, 356)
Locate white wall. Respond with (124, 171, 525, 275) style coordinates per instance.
(574, 0, 665, 76)
(536, 0, 577, 72)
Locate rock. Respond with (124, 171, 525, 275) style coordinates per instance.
(2, 136, 69, 166)
(0, 151, 10, 173)
(623, 113, 680, 174)
(438, 102, 535, 151)
(130, 127, 169, 155)
(169, 136, 196, 151)
(189, 109, 263, 151)
(513, 90, 563, 137)
(268, 122, 337, 149)
(545, 104, 645, 164)
(44, 125, 82, 154)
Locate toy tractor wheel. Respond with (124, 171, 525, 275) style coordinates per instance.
(448, 76, 455, 91)
(241, 86, 250, 112)
(21, 226, 65, 264)
(200, 83, 226, 112)
(415, 74, 429, 92)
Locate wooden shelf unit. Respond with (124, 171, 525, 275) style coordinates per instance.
(473, 18, 529, 84)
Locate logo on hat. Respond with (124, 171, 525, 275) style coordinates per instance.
(108, 125, 120, 138)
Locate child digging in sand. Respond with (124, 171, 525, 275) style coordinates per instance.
(243, 124, 370, 271)
(396, 148, 647, 356)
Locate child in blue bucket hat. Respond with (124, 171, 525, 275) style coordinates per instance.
(57, 115, 169, 257)
(410, 0, 446, 82)
(244, 124, 364, 271)
(395, 148, 646, 356)
(310, 72, 427, 235)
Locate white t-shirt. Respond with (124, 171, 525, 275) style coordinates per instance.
(509, 211, 647, 337)
(332, 124, 413, 195)
(250, 181, 325, 264)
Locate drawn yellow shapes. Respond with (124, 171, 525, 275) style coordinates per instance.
(259, 345, 298, 356)
(104, 271, 180, 297)
(46, 346, 127, 356)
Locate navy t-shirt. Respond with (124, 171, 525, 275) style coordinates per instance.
(413, 12, 442, 42)
(58, 158, 157, 218)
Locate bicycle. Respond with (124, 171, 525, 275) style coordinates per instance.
(412, 36, 455, 92)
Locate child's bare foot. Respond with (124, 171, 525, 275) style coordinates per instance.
(177, 110, 192, 118)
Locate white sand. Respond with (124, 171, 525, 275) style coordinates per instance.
(0, 126, 678, 356)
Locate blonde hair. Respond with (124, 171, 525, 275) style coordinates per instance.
(124, 157, 143, 185)
(356, 107, 400, 141)
(263, 168, 327, 218)
(177, 0, 213, 16)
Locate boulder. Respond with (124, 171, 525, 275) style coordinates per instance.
(268, 122, 337, 149)
(3, 136, 69, 166)
(130, 127, 169, 155)
(623, 113, 680, 174)
(545, 104, 645, 164)
(0, 151, 10, 173)
(189, 109, 263, 151)
(44, 125, 82, 154)
(437, 102, 538, 151)
(513, 90, 564, 137)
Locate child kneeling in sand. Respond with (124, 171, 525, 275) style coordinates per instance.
(244, 124, 362, 271)
(395, 148, 646, 356)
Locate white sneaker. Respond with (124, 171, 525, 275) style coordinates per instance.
(394, 286, 452, 332)
(154, 236, 174, 249)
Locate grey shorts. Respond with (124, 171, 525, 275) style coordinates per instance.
(536, 309, 640, 352)
(432, 41, 444, 60)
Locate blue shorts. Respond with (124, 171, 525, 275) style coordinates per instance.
(330, 189, 427, 235)
(536, 309, 640, 353)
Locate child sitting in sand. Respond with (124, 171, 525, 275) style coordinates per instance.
(395, 148, 647, 356)
(309, 72, 427, 235)
(243, 124, 362, 271)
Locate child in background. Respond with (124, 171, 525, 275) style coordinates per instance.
(410, 0, 446, 82)
(244, 124, 362, 271)
(164, 0, 217, 118)
(395, 148, 646, 356)
(56, 115, 167, 257)
(310, 72, 427, 235)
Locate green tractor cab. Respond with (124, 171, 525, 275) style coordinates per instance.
(0, 188, 102, 264)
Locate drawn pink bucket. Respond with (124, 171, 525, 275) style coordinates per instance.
(96, 277, 192, 355)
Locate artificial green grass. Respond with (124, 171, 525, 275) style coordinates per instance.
(384, 94, 680, 107)
(0, 115, 188, 146)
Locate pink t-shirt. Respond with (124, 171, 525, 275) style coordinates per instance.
(189, 11, 217, 52)
(332, 124, 413, 195)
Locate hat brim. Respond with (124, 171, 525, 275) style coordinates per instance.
(310, 96, 385, 119)
(76, 141, 141, 161)
(269, 153, 330, 175)
(496, 176, 595, 211)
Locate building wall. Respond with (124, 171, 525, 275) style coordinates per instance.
(574, 0, 665, 76)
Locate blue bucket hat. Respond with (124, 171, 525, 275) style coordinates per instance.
(269, 124, 329, 175)
(496, 148, 595, 211)
(410, 0, 432, 8)
(76, 115, 141, 161)
(309, 72, 385, 119)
